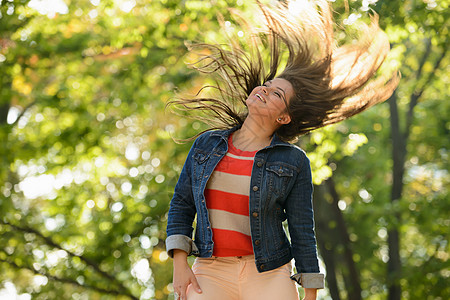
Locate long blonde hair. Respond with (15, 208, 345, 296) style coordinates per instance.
(169, 0, 399, 141)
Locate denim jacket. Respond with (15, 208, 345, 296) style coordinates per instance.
(165, 126, 324, 289)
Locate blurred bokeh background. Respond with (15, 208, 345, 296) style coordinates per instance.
(0, 0, 448, 299)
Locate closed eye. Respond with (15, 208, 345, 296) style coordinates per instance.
(263, 83, 282, 99)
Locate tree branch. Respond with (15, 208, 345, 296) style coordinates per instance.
(0, 220, 137, 299)
(405, 42, 448, 141)
(10, 100, 37, 127)
(403, 38, 431, 140)
(9, 76, 59, 127)
(0, 258, 134, 298)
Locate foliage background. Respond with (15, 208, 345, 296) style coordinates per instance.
(0, 0, 448, 299)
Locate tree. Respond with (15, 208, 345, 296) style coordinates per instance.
(379, 1, 448, 299)
(0, 0, 247, 299)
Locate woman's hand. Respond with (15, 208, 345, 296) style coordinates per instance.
(303, 288, 317, 300)
(172, 250, 202, 300)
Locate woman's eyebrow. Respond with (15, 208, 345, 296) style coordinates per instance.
(268, 80, 286, 98)
(277, 87, 286, 97)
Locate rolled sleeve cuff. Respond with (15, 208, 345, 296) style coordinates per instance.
(165, 234, 199, 258)
(290, 273, 325, 289)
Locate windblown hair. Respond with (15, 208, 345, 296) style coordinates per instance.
(168, 0, 399, 142)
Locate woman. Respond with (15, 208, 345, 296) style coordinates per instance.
(166, 1, 398, 299)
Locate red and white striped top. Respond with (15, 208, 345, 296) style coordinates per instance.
(205, 133, 257, 257)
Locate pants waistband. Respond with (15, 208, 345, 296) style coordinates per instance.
(197, 255, 254, 263)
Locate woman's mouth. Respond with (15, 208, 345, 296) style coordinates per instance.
(255, 93, 266, 103)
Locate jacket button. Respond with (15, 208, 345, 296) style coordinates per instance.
(254, 239, 260, 246)
(252, 212, 258, 218)
(257, 161, 263, 167)
(252, 186, 258, 192)
(260, 264, 265, 270)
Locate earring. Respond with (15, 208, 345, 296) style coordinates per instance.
(278, 118, 282, 121)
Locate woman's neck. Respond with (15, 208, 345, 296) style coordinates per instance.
(233, 117, 275, 151)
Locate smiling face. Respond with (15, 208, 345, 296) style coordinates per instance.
(246, 77, 294, 127)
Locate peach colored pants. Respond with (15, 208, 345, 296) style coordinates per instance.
(186, 255, 299, 300)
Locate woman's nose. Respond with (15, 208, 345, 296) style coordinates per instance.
(262, 86, 269, 94)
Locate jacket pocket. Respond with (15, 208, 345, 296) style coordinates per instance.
(265, 162, 295, 198)
(266, 164, 295, 177)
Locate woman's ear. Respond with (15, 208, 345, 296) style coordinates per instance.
(277, 114, 291, 125)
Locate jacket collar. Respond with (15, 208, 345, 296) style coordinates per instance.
(209, 125, 293, 149)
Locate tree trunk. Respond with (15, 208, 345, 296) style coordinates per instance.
(387, 91, 404, 300)
(325, 178, 362, 300)
(314, 184, 342, 300)
(0, 103, 8, 124)
(314, 179, 362, 300)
